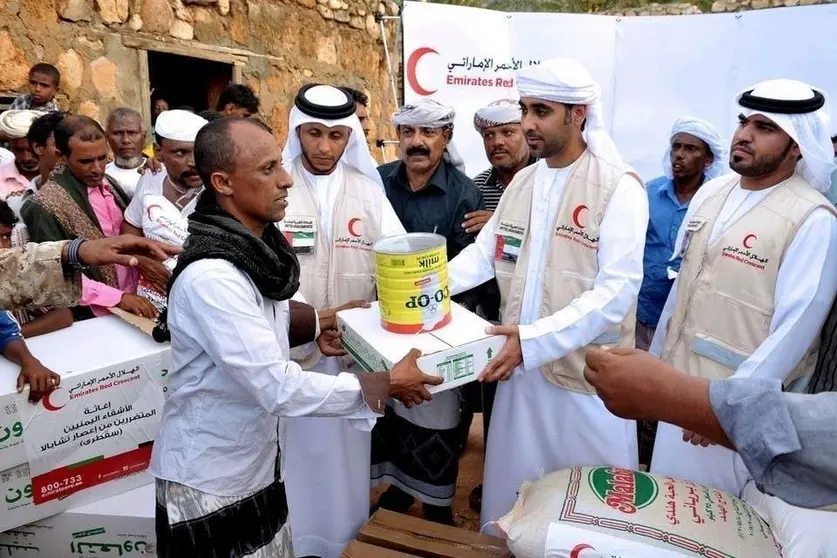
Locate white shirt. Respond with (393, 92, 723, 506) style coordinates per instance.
(449, 158, 649, 368)
(123, 170, 201, 232)
(650, 177, 837, 386)
(149, 258, 373, 497)
(0, 148, 13, 166)
(300, 161, 405, 241)
(105, 160, 146, 198)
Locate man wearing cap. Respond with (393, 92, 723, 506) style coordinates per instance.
(446, 58, 649, 524)
(278, 84, 404, 558)
(122, 109, 207, 306)
(22, 116, 157, 321)
(648, 79, 837, 496)
(471, 99, 536, 218)
(104, 108, 150, 198)
(0, 110, 41, 202)
(372, 99, 484, 525)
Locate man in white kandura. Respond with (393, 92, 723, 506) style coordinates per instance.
(649, 79, 837, 496)
(279, 84, 404, 558)
(447, 58, 649, 525)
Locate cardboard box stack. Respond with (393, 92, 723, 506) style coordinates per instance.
(344, 510, 510, 558)
(0, 316, 169, 554)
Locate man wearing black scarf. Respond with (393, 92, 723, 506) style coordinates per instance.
(149, 118, 441, 558)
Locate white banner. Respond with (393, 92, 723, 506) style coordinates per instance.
(402, 2, 837, 180)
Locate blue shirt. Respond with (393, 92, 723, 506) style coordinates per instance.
(710, 378, 837, 509)
(0, 311, 22, 354)
(637, 176, 692, 327)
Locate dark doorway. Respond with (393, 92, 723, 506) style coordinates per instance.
(147, 51, 232, 118)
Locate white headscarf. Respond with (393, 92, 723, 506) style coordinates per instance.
(282, 86, 382, 189)
(473, 99, 521, 132)
(0, 110, 41, 139)
(517, 58, 623, 165)
(663, 117, 727, 180)
(391, 99, 466, 173)
(737, 79, 835, 193)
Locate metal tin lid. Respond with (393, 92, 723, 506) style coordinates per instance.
(373, 232, 447, 255)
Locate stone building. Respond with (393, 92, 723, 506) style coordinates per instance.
(0, 0, 402, 151)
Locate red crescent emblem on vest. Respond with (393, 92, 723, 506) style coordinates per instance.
(572, 204, 589, 229)
(743, 234, 757, 249)
(146, 204, 163, 220)
(570, 543, 595, 558)
(348, 218, 362, 238)
(407, 47, 439, 97)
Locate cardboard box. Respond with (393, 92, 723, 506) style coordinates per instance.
(0, 480, 155, 556)
(338, 302, 505, 393)
(0, 316, 170, 472)
(356, 510, 510, 558)
(0, 316, 169, 531)
(0, 464, 153, 533)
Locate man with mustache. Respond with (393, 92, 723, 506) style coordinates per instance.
(446, 58, 649, 525)
(0, 111, 41, 203)
(648, 79, 837, 496)
(373, 99, 484, 525)
(21, 116, 157, 320)
(634, 117, 725, 466)
(104, 108, 150, 198)
(278, 84, 404, 558)
(122, 109, 208, 303)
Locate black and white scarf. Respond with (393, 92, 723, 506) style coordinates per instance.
(153, 191, 300, 342)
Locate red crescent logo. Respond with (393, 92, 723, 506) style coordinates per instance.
(570, 544, 595, 558)
(743, 234, 757, 249)
(348, 217, 362, 238)
(572, 205, 589, 229)
(42, 388, 69, 412)
(407, 47, 439, 96)
(146, 204, 163, 220)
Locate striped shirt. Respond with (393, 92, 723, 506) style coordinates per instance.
(471, 156, 537, 212)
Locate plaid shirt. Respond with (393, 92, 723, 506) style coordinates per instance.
(9, 95, 60, 113)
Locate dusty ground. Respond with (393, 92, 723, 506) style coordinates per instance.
(370, 415, 485, 531)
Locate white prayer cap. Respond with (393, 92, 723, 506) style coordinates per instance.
(737, 78, 835, 193)
(282, 84, 383, 188)
(663, 117, 727, 180)
(0, 110, 41, 139)
(473, 99, 521, 133)
(516, 58, 623, 165)
(154, 109, 208, 143)
(391, 99, 455, 129)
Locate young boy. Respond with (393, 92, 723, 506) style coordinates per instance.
(10, 64, 61, 113)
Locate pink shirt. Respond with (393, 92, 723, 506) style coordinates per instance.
(0, 162, 32, 200)
(79, 183, 138, 314)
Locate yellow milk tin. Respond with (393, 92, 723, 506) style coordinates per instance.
(374, 233, 452, 334)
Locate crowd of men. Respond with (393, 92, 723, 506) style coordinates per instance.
(1, 56, 836, 558)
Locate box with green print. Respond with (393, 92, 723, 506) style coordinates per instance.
(0, 317, 170, 482)
(0, 481, 155, 557)
(337, 301, 506, 393)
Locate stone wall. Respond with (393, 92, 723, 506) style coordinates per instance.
(0, 0, 401, 148)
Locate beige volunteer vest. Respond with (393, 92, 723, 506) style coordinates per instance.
(279, 159, 384, 311)
(494, 150, 642, 394)
(661, 174, 836, 387)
